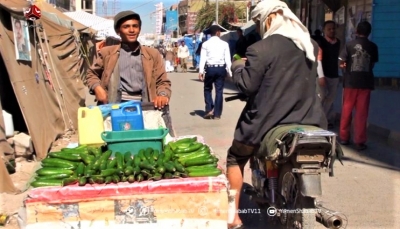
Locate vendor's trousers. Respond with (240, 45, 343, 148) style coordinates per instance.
(204, 66, 226, 118)
(339, 88, 371, 144)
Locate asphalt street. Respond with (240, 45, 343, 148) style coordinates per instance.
(167, 70, 400, 229)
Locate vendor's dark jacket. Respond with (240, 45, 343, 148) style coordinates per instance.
(86, 44, 171, 103)
(231, 34, 326, 146)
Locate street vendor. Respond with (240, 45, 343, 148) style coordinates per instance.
(86, 10, 171, 109)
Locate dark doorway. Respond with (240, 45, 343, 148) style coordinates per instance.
(0, 54, 28, 133)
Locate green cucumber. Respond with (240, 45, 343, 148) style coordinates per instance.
(105, 176, 113, 184)
(183, 157, 216, 167)
(92, 158, 102, 171)
(124, 166, 134, 176)
(157, 166, 166, 174)
(163, 172, 173, 179)
(121, 176, 128, 182)
(138, 149, 145, 159)
(31, 180, 62, 188)
(152, 150, 160, 161)
(133, 156, 141, 167)
(115, 152, 124, 169)
(176, 152, 210, 162)
(48, 152, 82, 162)
(100, 159, 108, 170)
(174, 137, 197, 144)
(163, 149, 172, 162)
(149, 173, 162, 181)
(174, 143, 203, 154)
(124, 152, 133, 164)
(36, 168, 74, 176)
(76, 163, 85, 177)
(107, 159, 118, 169)
(141, 169, 151, 177)
(132, 166, 141, 176)
(112, 175, 120, 183)
(99, 169, 117, 177)
(36, 173, 70, 180)
(186, 163, 218, 173)
(174, 162, 186, 173)
(127, 175, 135, 183)
(136, 174, 144, 182)
(78, 177, 87, 186)
(94, 176, 105, 184)
(164, 162, 176, 172)
(139, 161, 155, 171)
(188, 168, 222, 177)
(62, 177, 79, 186)
(42, 158, 77, 168)
(144, 148, 153, 160)
(176, 147, 210, 159)
(100, 150, 112, 161)
(41, 162, 75, 170)
(80, 152, 93, 165)
(180, 154, 213, 165)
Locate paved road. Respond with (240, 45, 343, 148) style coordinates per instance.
(168, 71, 400, 229)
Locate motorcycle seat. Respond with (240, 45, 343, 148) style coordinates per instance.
(257, 124, 334, 160)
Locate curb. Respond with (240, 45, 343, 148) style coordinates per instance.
(335, 112, 400, 151)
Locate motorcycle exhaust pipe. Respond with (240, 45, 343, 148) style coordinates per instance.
(315, 205, 346, 229)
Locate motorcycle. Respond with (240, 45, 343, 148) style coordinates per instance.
(225, 94, 347, 229)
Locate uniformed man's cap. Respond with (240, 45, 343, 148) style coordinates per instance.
(209, 25, 221, 34)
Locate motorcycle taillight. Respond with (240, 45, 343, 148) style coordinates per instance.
(265, 161, 278, 178)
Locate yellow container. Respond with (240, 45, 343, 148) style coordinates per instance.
(78, 107, 105, 146)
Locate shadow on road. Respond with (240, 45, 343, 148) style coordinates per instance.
(330, 127, 400, 171)
(189, 110, 206, 118)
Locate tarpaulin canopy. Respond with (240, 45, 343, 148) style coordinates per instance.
(0, 0, 95, 193)
(64, 11, 119, 40)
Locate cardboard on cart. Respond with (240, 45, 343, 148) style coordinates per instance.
(20, 176, 229, 229)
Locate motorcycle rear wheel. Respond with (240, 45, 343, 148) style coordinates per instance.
(278, 163, 316, 229)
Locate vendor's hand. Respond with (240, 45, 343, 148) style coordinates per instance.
(318, 77, 326, 88)
(198, 73, 204, 81)
(94, 86, 108, 104)
(153, 96, 169, 109)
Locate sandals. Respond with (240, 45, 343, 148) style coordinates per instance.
(228, 224, 244, 229)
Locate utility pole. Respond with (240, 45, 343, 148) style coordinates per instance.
(216, 0, 218, 24)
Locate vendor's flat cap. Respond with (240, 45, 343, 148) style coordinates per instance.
(114, 10, 141, 31)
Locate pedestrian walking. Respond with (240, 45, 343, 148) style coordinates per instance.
(172, 42, 179, 72)
(319, 20, 341, 128)
(198, 25, 232, 120)
(177, 41, 189, 72)
(339, 21, 379, 150)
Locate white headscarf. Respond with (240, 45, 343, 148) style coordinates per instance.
(251, 0, 315, 61)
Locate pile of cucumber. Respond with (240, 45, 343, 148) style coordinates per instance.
(167, 137, 222, 177)
(31, 137, 222, 188)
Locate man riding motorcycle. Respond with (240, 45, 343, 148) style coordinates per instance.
(226, 1, 327, 228)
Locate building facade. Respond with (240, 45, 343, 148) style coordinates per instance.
(51, 0, 96, 14)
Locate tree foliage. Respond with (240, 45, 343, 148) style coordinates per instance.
(195, 2, 246, 31)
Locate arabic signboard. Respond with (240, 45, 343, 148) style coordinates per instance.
(186, 12, 197, 34)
